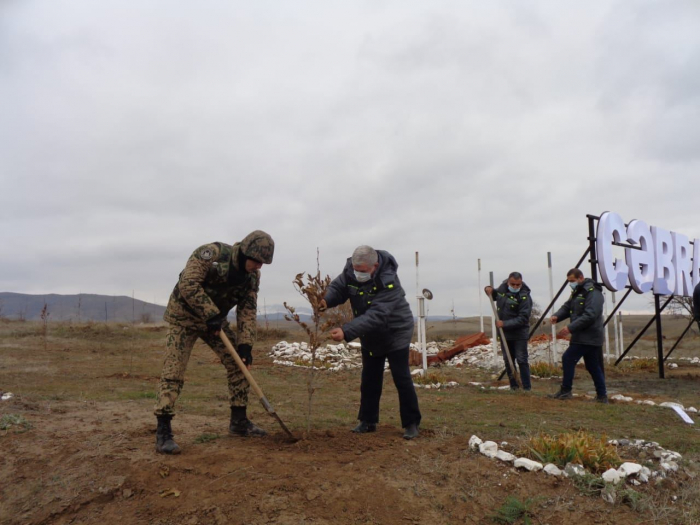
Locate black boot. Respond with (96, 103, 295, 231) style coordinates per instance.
(547, 388, 572, 400)
(155, 415, 181, 455)
(351, 421, 376, 433)
(229, 406, 267, 437)
(403, 423, 419, 440)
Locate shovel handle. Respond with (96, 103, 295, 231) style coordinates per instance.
(488, 295, 521, 387)
(218, 331, 267, 403)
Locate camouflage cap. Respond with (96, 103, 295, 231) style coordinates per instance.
(240, 230, 275, 264)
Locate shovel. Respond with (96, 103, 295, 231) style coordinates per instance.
(488, 296, 521, 389)
(219, 331, 297, 441)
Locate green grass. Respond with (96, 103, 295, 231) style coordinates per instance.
(490, 496, 537, 524)
(1, 414, 33, 433)
(194, 433, 221, 444)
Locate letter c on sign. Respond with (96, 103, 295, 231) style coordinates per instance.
(596, 211, 629, 291)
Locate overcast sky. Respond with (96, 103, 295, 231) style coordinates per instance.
(1, 0, 699, 317)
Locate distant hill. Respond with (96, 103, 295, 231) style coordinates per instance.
(0, 292, 167, 323)
(0, 293, 460, 324)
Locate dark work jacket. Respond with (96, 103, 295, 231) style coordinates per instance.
(488, 281, 532, 341)
(323, 250, 414, 357)
(553, 278, 604, 346)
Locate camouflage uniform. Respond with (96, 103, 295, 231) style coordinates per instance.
(154, 237, 266, 417)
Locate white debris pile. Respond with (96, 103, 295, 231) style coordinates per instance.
(447, 339, 570, 370)
(269, 341, 362, 371)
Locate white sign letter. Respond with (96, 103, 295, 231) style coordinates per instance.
(672, 232, 692, 297)
(625, 219, 655, 294)
(597, 211, 629, 291)
(652, 226, 675, 295)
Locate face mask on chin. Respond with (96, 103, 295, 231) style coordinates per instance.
(569, 282, 579, 290)
(508, 286, 520, 293)
(354, 270, 372, 283)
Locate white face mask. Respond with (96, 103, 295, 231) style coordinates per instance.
(354, 270, 372, 282)
(569, 281, 579, 290)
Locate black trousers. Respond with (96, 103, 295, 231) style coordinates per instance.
(358, 347, 421, 428)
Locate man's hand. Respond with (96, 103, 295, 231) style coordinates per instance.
(318, 299, 327, 312)
(550, 315, 558, 325)
(496, 320, 504, 328)
(484, 286, 493, 296)
(557, 326, 570, 338)
(237, 344, 253, 368)
(330, 328, 344, 342)
(206, 317, 223, 336)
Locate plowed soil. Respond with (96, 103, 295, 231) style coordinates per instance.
(1, 397, 643, 525)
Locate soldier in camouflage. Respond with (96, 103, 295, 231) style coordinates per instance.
(154, 230, 274, 454)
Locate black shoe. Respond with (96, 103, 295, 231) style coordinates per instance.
(548, 388, 572, 400)
(510, 385, 520, 391)
(229, 406, 267, 437)
(351, 421, 376, 433)
(403, 424, 419, 440)
(155, 415, 181, 455)
(595, 395, 609, 404)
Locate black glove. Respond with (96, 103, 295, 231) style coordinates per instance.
(237, 344, 253, 366)
(206, 316, 223, 334)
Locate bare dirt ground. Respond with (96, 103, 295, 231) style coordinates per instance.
(1, 320, 700, 524)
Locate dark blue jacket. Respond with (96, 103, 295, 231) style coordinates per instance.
(324, 250, 414, 356)
(488, 281, 532, 341)
(553, 278, 604, 346)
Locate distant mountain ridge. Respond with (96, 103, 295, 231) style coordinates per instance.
(0, 293, 456, 323)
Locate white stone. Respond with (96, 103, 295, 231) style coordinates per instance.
(642, 400, 656, 406)
(497, 385, 511, 390)
(479, 441, 499, 458)
(602, 468, 622, 485)
(411, 369, 425, 376)
(564, 463, 586, 477)
(611, 394, 633, 402)
(468, 435, 483, 451)
(668, 363, 678, 369)
(630, 479, 641, 486)
(618, 462, 643, 477)
(660, 461, 679, 472)
(543, 464, 563, 477)
(660, 402, 685, 410)
(495, 450, 516, 463)
(514, 458, 543, 472)
(687, 407, 698, 413)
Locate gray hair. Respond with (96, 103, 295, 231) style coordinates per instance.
(352, 245, 378, 267)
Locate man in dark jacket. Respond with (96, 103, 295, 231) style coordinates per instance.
(549, 268, 607, 402)
(484, 272, 532, 390)
(320, 245, 421, 440)
(694, 282, 700, 331)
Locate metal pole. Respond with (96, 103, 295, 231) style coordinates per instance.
(612, 292, 620, 360)
(587, 215, 603, 374)
(664, 316, 696, 361)
(618, 311, 624, 359)
(489, 271, 497, 357)
(603, 290, 611, 362)
(478, 259, 484, 333)
(615, 296, 673, 366)
(654, 294, 665, 379)
(547, 252, 557, 365)
(415, 252, 426, 373)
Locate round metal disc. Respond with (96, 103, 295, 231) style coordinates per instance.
(422, 288, 434, 300)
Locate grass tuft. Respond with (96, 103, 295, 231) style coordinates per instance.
(194, 433, 221, 444)
(529, 361, 560, 378)
(523, 430, 621, 473)
(0, 414, 33, 433)
(490, 495, 537, 524)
